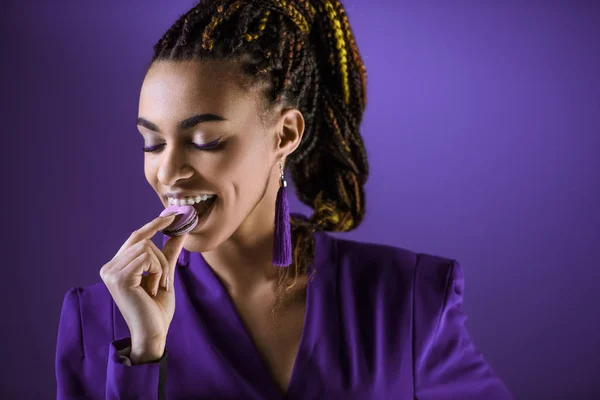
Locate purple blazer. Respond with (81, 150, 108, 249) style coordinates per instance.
(55, 228, 514, 399)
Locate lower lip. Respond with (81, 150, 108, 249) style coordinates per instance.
(191, 197, 217, 231)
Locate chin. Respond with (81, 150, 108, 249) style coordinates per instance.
(180, 207, 234, 253)
(181, 222, 225, 254)
(182, 236, 220, 253)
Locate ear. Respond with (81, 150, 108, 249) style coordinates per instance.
(275, 107, 305, 161)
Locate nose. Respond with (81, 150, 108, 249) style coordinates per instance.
(155, 144, 194, 185)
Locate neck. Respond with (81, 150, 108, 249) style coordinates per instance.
(201, 192, 282, 297)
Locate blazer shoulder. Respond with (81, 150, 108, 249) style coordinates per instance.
(64, 281, 113, 312)
(335, 236, 416, 270)
(60, 281, 115, 346)
(413, 252, 463, 302)
(333, 235, 459, 284)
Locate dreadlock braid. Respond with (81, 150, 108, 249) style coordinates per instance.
(149, 0, 368, 308)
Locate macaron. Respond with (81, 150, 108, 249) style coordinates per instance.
(159, 205, 198, 237)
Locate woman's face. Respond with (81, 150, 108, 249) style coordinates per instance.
(137, 60, 303, 253)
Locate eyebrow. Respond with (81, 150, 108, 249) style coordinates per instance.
(136, 113, 227, 133)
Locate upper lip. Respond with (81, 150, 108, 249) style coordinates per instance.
(164, 191, 216, 199)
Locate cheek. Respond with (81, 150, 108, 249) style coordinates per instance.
(143, 160, 162, 192)
(143, 163, 154, 184)
(217, 136, 270, 181)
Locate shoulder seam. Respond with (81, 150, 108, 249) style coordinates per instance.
(411, 254, 455, 395)
(431, 259, 455, 345)
(74, 287, 86, 359)
(411, 253, 419, 396)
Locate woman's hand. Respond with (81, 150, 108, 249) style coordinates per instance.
(99, 213, 187, 363)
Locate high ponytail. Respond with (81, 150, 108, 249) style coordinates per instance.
(151, 0, 368, 312)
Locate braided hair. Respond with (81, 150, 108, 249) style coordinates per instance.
(150, 0, 368, 309)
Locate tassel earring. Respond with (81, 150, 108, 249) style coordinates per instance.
(272, 160, 292, 267)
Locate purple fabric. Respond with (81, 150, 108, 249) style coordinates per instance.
(55, 287, 167, 400)
(105, 337, 167, 399)
(56, 227, 514, 399)
(272, 185, 292, 266)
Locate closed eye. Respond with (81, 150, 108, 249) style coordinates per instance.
(192, 138, 222, 150)
(142, 138, 223, 153)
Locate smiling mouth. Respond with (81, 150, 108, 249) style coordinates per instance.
(193, 195, 217, 217)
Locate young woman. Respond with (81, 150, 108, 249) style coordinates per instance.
(56, 1, 514, 398)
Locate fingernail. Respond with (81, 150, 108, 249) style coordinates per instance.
(166, 276, 170, 292)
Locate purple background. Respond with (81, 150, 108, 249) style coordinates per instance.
(2, 1, 599, 398)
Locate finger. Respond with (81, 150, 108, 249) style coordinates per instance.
(111, 239, 159, 275)
(113, 251, 148, 288)
(145, 241, 166, 295)
(113, 213, 179, 260)
(134, 262, 152, 296)
(162, 233, 188, 290)
(114, 213, 178, 259)
(140, 273, 150, 295)
(146, 239, 170, 289)
(120, 246, 162, 291)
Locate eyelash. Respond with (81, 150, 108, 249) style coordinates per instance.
(142, 139, 223, 153)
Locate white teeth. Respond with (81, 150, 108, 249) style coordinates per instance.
(168, 194, 215, 206)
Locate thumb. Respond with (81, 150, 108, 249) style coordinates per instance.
(162, 233, 188, 281)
